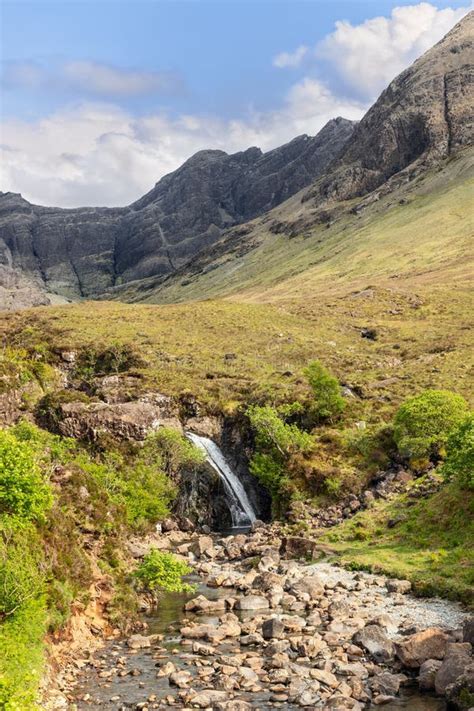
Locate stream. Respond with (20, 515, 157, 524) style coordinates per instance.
(68, 439, 467, 711)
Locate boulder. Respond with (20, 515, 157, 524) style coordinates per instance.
(386, 579, 412, 594)
(184, 595, 226, 613)
(235, 595, 270, 611)
(280, 536, 317, 560)
(187, 689, 227, 707)
(418, 659, 443, 690)
(434, 642, 472, 695)
(395, 627, 449, 668)
(463, 617, 474, 645)
(290, 576, 325, 600)
(353, 625, 395, 663)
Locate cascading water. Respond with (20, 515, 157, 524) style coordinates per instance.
(186, 432, 257, 528)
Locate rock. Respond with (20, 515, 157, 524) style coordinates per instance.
(353, 625, 395, 663)
(463, 617, 474, 645)
(280, 536, 317, 560)
(262, 617, 285, 640)
(184, 595, 226, 614)
(386, 579, 411, 594)
(169, 670, 192, 688)
(370, 672, 404, 696)
(290, 576, 325, 600)
(418, 659, 443, 690)
(192, 535, 215, 558)
(57, 397, 181, 441)
(251, 519, 265, 532)
(445, 662, 474, 710)
(126, 634, 156, 649)
(0, 119, 355, 308)
(187, 689, 227, 707)
(161, 518, 179, 532)
(215, 702, 253, 711)
(235, 595, 270, 611)
(395, 627, 449, 668)
(434, 642, 472, 695)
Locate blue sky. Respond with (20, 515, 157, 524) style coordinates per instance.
(1, 0, 471, 205)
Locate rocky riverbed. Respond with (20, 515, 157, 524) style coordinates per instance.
(58, 524, 473, 710)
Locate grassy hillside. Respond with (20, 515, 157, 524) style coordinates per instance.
(322, 476, 474, 604)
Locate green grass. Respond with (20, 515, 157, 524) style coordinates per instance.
(322, 478, 474, 604)
(0, 598, 47, 710)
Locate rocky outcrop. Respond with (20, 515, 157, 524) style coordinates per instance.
(0, 119, 354, 308)
(305, 12, 473, 206)
(56, 395, 181, 441)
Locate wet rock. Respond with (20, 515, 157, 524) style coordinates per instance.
(395, 627, 449, 668)
(126, 634, 156, 649)
(215, 701, 253, 711)
(434, 642, 472, 695)
(418, 659, 443, 690)
(369, 671, 404, 696)
(184, 595, 226, 613)
(187, 689, 227, 707)
(353, 625, 395, 663)
(445, 662, 474, 710)
(193, 535, 215, 558)
(169, 670, 192, 688)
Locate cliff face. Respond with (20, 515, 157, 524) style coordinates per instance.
(0, 118, 355, 305)
(305, 12, 473, 205)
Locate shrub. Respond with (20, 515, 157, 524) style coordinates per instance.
(441, 413, 474, 490)
(303, 360, 345, 422)
(134, 549, 193, 594)
(393, 390, 468, 462)
(249, 452, 287, 499)
(140, 428, 205, 476)
(247, 405, 313, 457)
(0, 431, 53, 521)
(0, 521, 45, 616)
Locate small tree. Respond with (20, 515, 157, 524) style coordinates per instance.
(393, 389, 468, 463)
(441, 413, 474, 491)
(0, 431, 53, 521)
(134, 549, 193, 594)
(303, 360, 345, 422)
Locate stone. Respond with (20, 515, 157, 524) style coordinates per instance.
(463, 617, 474, 645)
(262, 617, 285, 640)
(235, 595, 270, 611)
(280, 536, 317, 560)
(126, 634, 156, 649)
(434, 642, 472, 695)
(353, 625, 395, 663)
(169, 670, 192, 688)
(395, 627, 449, 668)
(386, 579, 411, 594)
(370, 672, 403, 696)
(184, 595, 226, 613)
(187, 689, 227, 707)
(418, 659, 443, 690)
(290, 576, 325, 600)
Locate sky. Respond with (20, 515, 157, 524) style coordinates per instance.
(0, 0, 471, 207)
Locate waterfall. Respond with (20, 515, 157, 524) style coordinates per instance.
(186, 432, 257, 528)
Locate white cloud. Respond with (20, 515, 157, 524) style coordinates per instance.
(316, 2, 471, 99)
(0, 82, 364, 207)
(273, 45, 309, 68)
(2, 59, 181, 97)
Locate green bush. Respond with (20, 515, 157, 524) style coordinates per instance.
(0, 597, 47, 710)
(0, 521, 45, 616)
(441, 413, 474, 490)
(393, 390, 468, 463)
(134, 549, 193, 594)
(249, 452, 287, 499)
(303, 360, 345, 422)
(0, 431, 53, 521)
(140, 428, 205, 476)
(247, 405, 313, 457)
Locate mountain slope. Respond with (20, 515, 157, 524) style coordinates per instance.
(124, 11, 472, 306)
(0, 118, 354, 307)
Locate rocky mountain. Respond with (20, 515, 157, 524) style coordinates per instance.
(305, 11, 473, 206)
(130, 11, 473, 302)
(0, 118, 355, 307)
